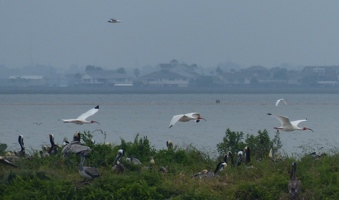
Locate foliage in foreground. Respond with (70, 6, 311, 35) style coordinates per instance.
(0, 129, 337, 200)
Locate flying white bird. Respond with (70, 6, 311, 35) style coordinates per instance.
(169, 112, 206, 128)
(275, 98, 287, 106)
(267, 113, 313, 132)
(62, 105, 100, 125)
(108, 18, 120, 23)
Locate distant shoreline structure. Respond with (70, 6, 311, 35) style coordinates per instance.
(1, 85, 339, 94)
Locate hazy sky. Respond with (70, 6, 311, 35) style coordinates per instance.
(1, 1, 339, 69)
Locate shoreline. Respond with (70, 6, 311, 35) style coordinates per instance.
(1, 85, 339, 94)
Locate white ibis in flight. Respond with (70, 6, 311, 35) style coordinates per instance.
(169, 112, 206, 128)
(267, 113, 313, 132)
(275, 98, 287, 106)
(61, 105, 100, 125)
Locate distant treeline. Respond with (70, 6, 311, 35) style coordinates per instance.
(2, 85, 339, 94)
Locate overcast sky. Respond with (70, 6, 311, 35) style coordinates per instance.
(1, 1, 339, 70)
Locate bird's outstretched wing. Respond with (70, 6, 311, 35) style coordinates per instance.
(77, 105, 99, 120)
(290, 119, 307, 127)
(268, 113, 292, 126)
(169, 114, 184, 128)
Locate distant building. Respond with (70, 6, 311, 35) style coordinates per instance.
(80, 69, 134, 86)
(138, 60, 202, 87)
(139, 68, 189, 87)
(8, 76, 47, 87)
(301, 66, 339, 85)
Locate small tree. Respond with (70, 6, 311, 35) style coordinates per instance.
(216, 129, 246, 156)
(217, 129, 283, 160)
(245, 130, 271, 160)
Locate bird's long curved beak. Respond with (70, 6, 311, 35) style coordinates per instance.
(308, 128, 314, 132)
(199, 117, 206, 121)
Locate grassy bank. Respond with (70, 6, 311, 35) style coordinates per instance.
(0, 130, 338, 200)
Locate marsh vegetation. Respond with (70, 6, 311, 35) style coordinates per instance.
(0, 130, 337, 199)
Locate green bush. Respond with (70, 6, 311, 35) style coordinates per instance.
(1, 129, 339, 199)
(217, 129, 282, 160)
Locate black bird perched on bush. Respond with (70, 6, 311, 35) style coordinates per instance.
(73, 132, 81, 142)
(244, 146, 251, 165)
(213, 161, 227, 176)
(48, 134, 58, 155)
(113, 149, 124, 165)
(15, 135, 25, 157)
(112, 149, 125, 173)
(237, 146, 251, 166)
(224, 151, 234, 166)
(288, 162, 302, 200)
(166, 140, 173, 150)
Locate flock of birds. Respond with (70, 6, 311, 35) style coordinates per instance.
(0, 132, 163, 181)
(1, 98, 308, 199)
(59, 101, 314, 133)
(0, 133, 302, 199)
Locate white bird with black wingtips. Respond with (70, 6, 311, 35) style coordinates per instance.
(268, 113, 313, 132)
(62, 105, 100, 125)
(169, 112, 206, 128)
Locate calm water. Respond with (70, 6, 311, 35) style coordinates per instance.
(1, 93, 339, 156)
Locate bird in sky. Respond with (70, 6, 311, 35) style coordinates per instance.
(275, 98, 287, 106)
(61, 105, 100, 125)
(169, 112, 206, 128)
(108, 18, 121, 23)
(267, 113, 314, 132)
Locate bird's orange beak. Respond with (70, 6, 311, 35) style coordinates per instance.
(92, 120, 100, 125)
(199, 117, 206, 121)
